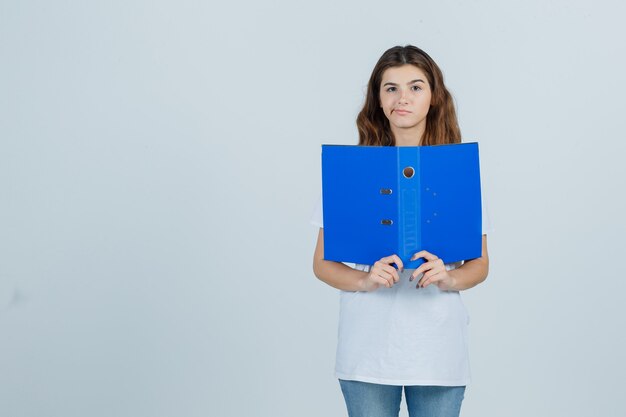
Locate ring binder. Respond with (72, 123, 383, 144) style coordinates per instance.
(321, 142, 482, 268)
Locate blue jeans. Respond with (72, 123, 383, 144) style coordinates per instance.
(339, 379, 465, 417)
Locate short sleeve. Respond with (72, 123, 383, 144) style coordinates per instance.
(310, 194, 323, 228)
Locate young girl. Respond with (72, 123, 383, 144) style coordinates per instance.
(310, 45, 491, 417)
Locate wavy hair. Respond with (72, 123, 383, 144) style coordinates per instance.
(357, 45, 461, 146)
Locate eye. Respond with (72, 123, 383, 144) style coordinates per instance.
(385, 86, 397, 93)
(411, 85, 422, 91)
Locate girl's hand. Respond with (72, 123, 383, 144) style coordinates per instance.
(360, 255, 404, 292)
(409, 250, 456, 291)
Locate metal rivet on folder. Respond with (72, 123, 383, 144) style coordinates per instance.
(380, 188, 393, 195)
(403, 167, 415, 179)
(381, 219, 393, 226)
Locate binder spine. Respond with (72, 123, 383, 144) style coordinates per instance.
(398, 148, 421, 264)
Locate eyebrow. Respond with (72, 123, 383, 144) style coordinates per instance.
(382, 79, 426, 87)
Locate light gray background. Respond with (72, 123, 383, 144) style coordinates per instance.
(1, 0, 625, 416)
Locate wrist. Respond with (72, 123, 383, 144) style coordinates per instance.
(449, 276, 458, 291)
(447, 270, 461, 291)
(356, 272, 372, 292)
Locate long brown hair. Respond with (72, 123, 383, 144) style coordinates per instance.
(357, 45, 461, 146)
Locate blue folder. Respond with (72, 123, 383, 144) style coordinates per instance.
(321, 142, 482, 269)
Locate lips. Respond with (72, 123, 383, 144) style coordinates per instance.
(394, 109, 411, 115)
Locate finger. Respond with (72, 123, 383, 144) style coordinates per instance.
(422, 265, 444, 280)
(377, 263, 400, 283)
(374, 262, 398, 279)
(373, 269, 394, 288)
(410, 272, 423, 283)
(383, 262, 402, 280)
(373, 276, 390, 288)
(373, 260, 393, 275)
(418, 270, 444, 288)
(391, 255, 404, 273)
(379, 264, 400, 283)
(410, 261, 436, 281)
(378, 274, 393, 288)
(379, 255, 396, 264)
(410, 250, 439, 262)
(380, 254, 403, 272)
(410, 256, 445, 280)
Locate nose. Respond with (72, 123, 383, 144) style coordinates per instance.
(398, 89, 409, 104)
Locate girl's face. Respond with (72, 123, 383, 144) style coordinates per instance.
(379, 64, 432, 140)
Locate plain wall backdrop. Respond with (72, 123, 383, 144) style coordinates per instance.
(1, 0, 625, 416)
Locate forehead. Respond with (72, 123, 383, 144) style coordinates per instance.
(380, 64, 428, 83)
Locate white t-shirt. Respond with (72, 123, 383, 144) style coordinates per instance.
(310, 172, 493, 386)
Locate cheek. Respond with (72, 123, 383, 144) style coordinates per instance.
(381, 97, 394, 113)
(417, 95, 432, 114)
(424, 92, 433, 108)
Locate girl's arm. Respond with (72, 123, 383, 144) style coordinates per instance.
(313, 228, 402, 292)
(446, 234, 489, 291)
(410, 235, 489, 291)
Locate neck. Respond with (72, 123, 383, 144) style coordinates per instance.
(392, 125, 425, 147)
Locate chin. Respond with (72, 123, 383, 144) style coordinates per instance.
(393, 123, 416, 129)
